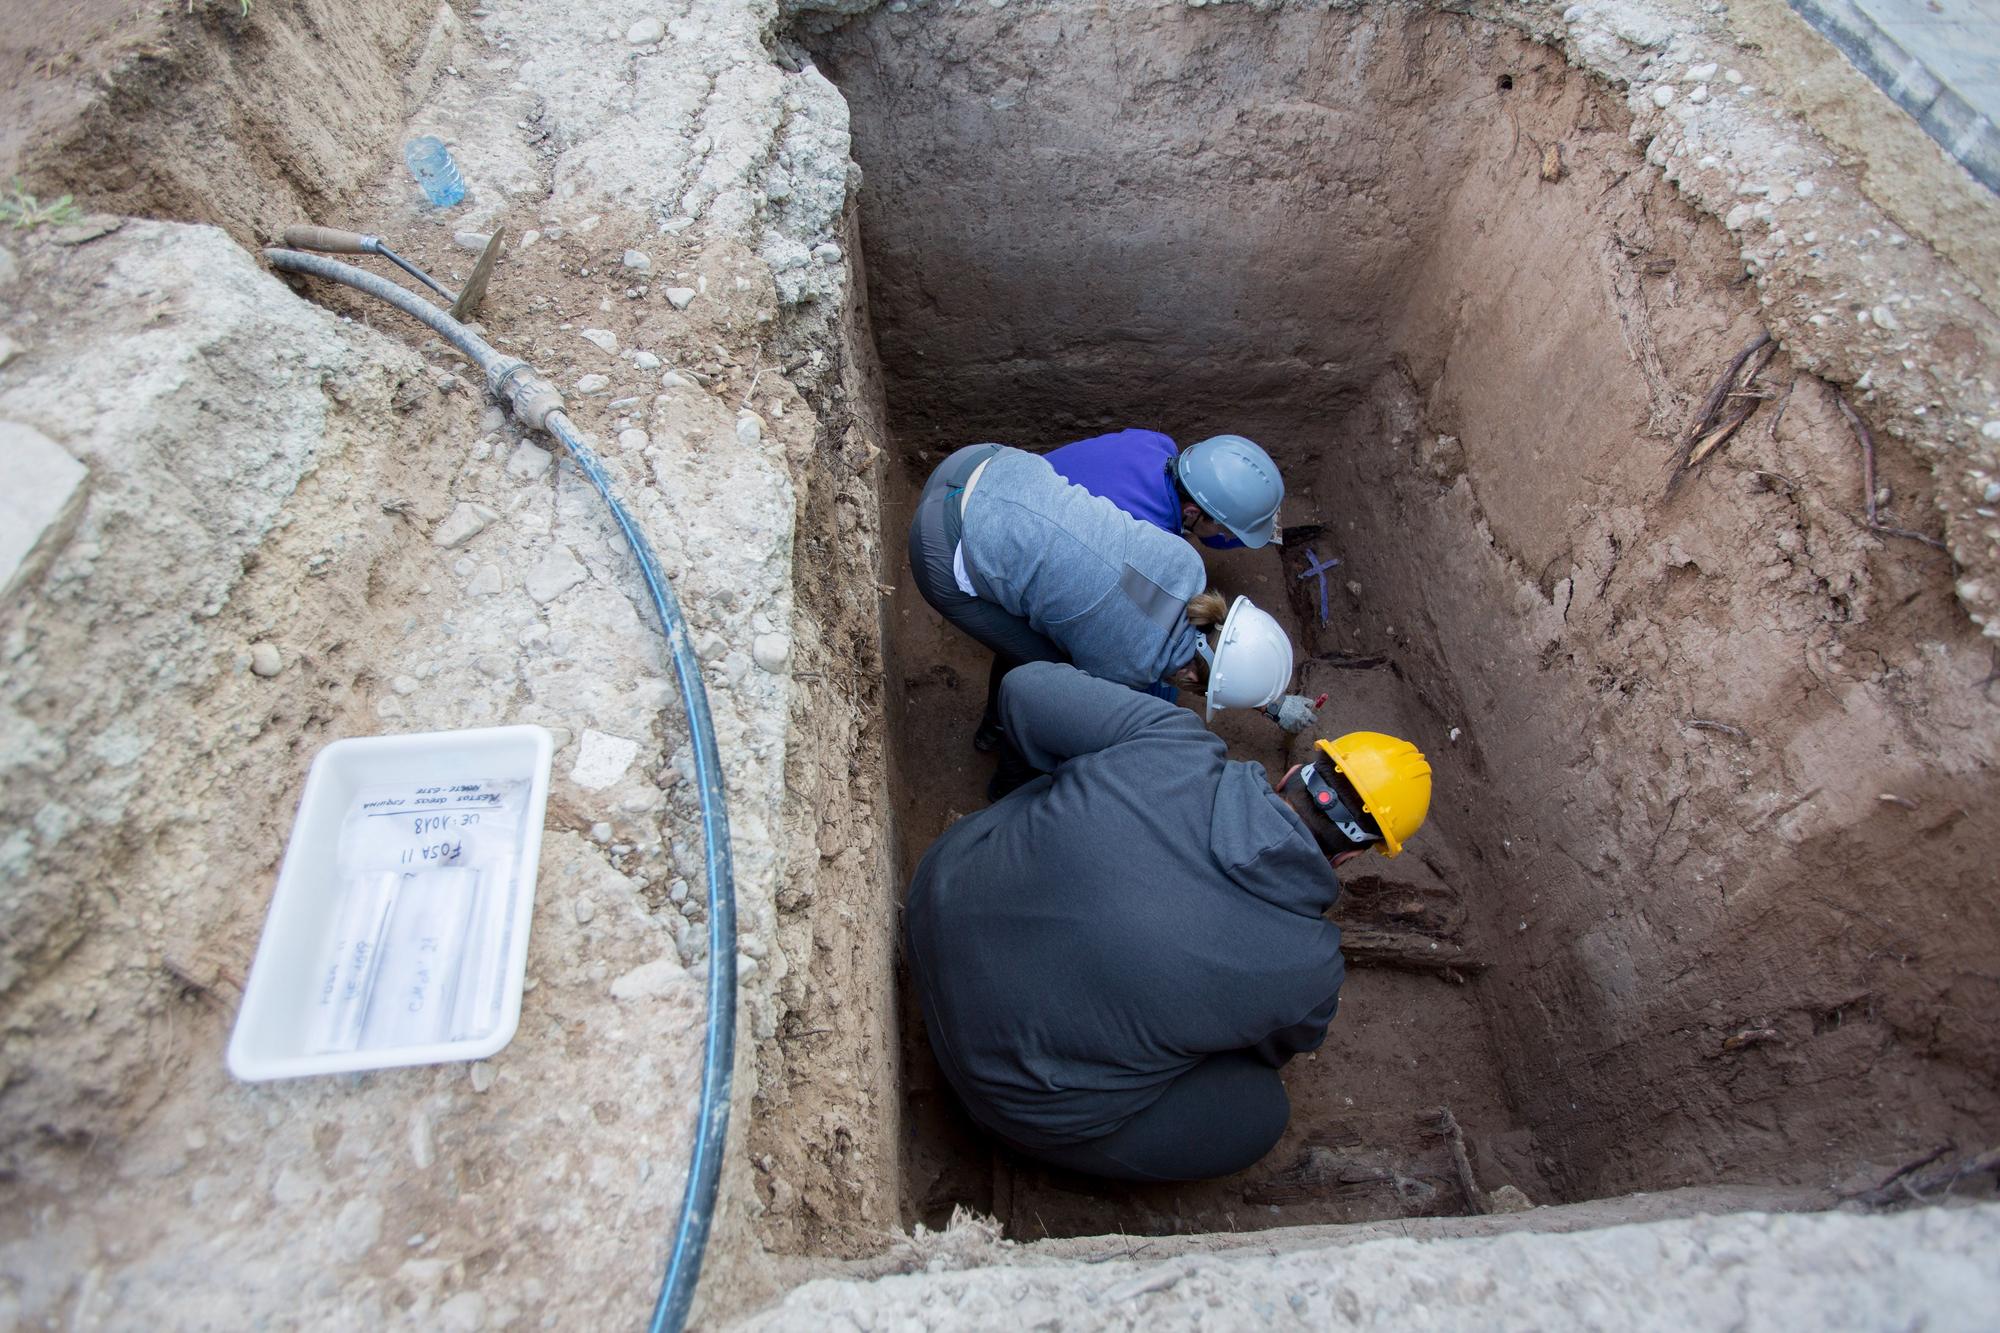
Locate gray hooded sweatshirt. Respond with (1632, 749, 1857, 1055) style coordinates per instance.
(960, 447, 1205, 687)
(904, 662, 1346, 1148)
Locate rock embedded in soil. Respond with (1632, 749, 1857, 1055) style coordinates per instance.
(572, 728, 640, 790)
(0, 419, 88, 598)
(409, 1111, 435, 1170)
(249, 643, 283, 677)
(622, 249, 652, 272)
(579, 328, 619, 355)
(610, 957, 686, 1000)
(331, 1197, 383, 1263)
(663, 287, 696, 310)
(575, 373, 610, 394)
(525, 548, 586, 603)
(432, 501, 498, 548)
(626, 17, 665, 45)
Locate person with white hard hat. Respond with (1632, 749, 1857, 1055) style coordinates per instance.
(1042, 428, 1315, 741)
(907, 442, 1313, 799)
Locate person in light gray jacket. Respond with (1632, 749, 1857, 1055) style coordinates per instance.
(908, 443, 1313, 796)
(905, 662, 1423, 1181)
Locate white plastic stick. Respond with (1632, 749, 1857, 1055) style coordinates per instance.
(359, 867, 479, 1051)
(449, 868, 517, 1042)
(310, 871, 400, 1054)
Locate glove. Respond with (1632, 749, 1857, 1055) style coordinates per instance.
(1265, 694, 1318, 735)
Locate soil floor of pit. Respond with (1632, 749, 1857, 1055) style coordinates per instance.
(880, 445, 1548, 1239)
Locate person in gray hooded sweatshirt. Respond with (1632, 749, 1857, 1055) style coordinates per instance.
(905, 661, 1421, 1182)
(913, 443, 1213, 684)
(908, 443, 1316, 797)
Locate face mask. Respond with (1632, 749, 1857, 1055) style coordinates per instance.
(1199, 532, 1247, 550)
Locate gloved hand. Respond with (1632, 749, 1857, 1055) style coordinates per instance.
(1265, 693, 1318, 735)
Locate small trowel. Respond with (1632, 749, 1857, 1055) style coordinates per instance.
(280, 224, 505, 321)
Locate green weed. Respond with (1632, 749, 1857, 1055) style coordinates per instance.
(0, 180, 83, 231)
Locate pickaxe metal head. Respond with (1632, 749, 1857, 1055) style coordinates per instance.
(450, 226, 505, 322)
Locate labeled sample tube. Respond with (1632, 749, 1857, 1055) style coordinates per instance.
(450, 869, 516, 1043)
(358, 867, 479, 1051)
(311, 871, 401, 1054)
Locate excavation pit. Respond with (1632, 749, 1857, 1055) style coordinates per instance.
(766, 0, 2000, 1251)
(5, 0, 1999, 1318)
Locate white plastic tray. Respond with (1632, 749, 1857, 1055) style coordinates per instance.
(227, 724, 554, 1081)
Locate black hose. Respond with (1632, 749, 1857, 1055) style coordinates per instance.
(264, 248, 738, 1331)
(368, 240, 457, 303)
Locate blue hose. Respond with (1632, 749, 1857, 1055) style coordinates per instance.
(264, 249, 737, 1331)
(548, 411, 737, 1333)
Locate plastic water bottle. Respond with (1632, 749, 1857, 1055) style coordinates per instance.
(403, 136, 466, 208)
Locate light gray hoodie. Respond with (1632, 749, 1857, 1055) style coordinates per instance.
(960, 447, 1205, 687)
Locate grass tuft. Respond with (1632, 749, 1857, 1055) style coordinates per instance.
(0, 179, 84, 230)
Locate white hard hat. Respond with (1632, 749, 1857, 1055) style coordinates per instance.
(1201, 596, 1294, 719)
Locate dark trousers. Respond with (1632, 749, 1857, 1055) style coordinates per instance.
(1007, 1051, 1291, 1183)
(908, 445, 1064, 790)
(907, 860, 1292, 1184)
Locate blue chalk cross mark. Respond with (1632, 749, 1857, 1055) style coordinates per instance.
(1297, 548, 1341, 624)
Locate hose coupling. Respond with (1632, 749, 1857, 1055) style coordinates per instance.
(489, 359, 565, 432)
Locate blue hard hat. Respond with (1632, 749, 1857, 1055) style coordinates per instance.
(1175, 435, 1283, 549)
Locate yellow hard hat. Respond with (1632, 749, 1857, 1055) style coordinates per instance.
(1315, 733, 1432, 857)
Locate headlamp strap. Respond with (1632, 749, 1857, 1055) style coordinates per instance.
(1299, 763, 1379, 846)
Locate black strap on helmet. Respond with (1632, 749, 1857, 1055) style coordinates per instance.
(1299, 763, 1381, 851)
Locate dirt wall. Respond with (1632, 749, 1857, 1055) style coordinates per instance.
(752, 205, 907, 1256)
(1339, 35, 1998, 1195)
(3, 0, 450, 247)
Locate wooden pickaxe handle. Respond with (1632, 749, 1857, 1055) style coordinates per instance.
(281, 225, 379, 254)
